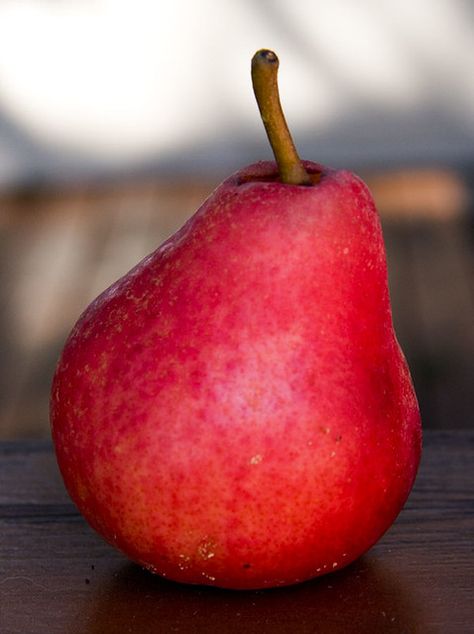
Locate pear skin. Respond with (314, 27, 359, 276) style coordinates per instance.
(51, 160, 421, 589)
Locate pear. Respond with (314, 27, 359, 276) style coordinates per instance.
(51, 50, 421, 589)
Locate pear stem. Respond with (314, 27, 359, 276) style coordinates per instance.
(251, 49, 311, 186)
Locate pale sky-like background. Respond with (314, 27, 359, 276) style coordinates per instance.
(0, 0, 472, 185)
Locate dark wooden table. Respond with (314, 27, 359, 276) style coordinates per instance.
(1, 431, 473, 633)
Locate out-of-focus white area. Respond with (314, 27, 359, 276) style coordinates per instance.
(0, 0, 472, 185)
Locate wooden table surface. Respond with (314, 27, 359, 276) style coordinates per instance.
(1, 431, 473, 633)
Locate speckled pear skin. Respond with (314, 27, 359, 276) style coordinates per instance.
(51, 161, 421, 590)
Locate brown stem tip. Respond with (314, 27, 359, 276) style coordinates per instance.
(251, 49, 311, 186)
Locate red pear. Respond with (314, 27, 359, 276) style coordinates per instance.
(51, 50, 421, 589)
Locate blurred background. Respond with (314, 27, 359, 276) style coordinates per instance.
(0, 0, 472, 439)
